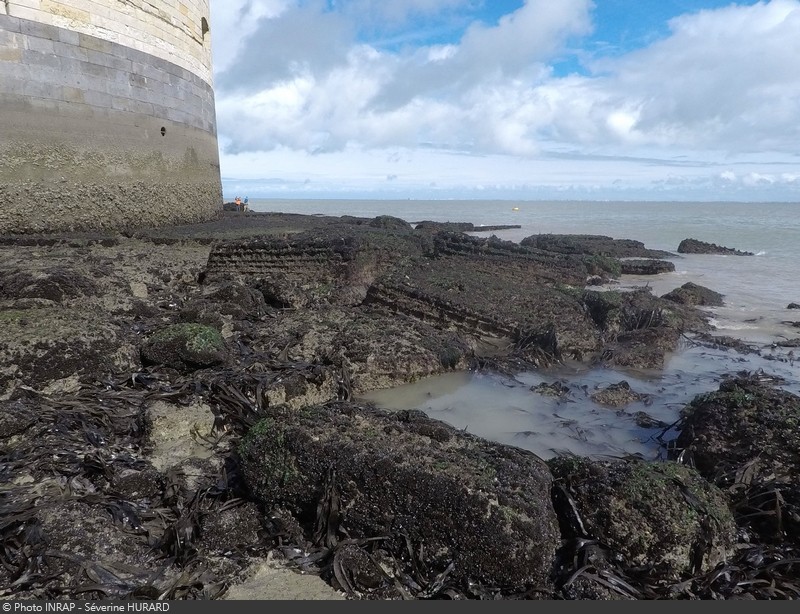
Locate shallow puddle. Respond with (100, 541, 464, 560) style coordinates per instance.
(360, 340, 800, 461)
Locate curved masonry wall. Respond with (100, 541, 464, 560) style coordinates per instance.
(0, 1, 222, 234)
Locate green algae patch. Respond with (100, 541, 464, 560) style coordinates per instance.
(239, 402, 560, 592)
(548, 457, 736, 579)
(141, 322, 227, 372)
(0, 306, 137, 397)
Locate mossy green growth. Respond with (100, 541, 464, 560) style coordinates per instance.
(584, 255, 622, 277)
(548, 457, 735, 576)
(0, 309, 27, 324)
(239, 417, 306, 505)
(150, 323, 224, 353)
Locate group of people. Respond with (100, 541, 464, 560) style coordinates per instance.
(233, 195, 249, 212)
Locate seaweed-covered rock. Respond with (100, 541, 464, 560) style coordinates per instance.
(0, 267, 99, 302)
(414, 220, 475, 232)
(676, 376, 800, 481)
(676, 239, 753, 256)
(520, 234, 672, 259)
(662, 282, 724, 307)
(0, 307, 138, 397)
(369, 215, 412, 230)
(675, 375, 800, 543)
(141, 323, 227, 372)
(591, 381, 650, 408)
(548, 457, 736, 579)
(239, 402, 561, 593)
(620, 259, 676, 275)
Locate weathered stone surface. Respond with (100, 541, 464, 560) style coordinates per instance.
(590, 381, 651, 408)
(620, 259, 676, 275)
(203, 225, 428, 308)
(677, 238, 754, 256)
(600, 327, 682, 370)
(675, 376, 800, 544)
(414, 220, 475, 232)
(239, 402, 562, 591)
(0, 307, 138, 398)
(0, 267, 99, 302)
(581, 288, 705, 370)
(366, 255, 600, 365)
(369, 215, 412, 230)
(248, 306, 471, 394)
(676, 375, 800, 481)
(2, 210, 796, 600)
(548, 457, 736, 579)
(662, 282, 724, 307)
(520, 234, 673, 259)
(141, 322, 227, 372)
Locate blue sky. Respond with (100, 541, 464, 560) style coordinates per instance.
(209, 0, 800, 200)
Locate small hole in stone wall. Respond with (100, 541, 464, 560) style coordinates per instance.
(160, 127, 166, 136)
(202, 17, 210, 39)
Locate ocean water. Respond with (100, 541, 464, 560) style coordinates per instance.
(247, 198, 800, 460)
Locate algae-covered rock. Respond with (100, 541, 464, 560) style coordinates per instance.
(620, 259, 676, 275)
(239, 401, 561, 592)
(141, 322, 227, 372)
(675, 375, 800, 544)
(369, 215, 412, 230)
(548, 457, 736, 579)
(662, 282, 724, 307)
(0, 267, 99, 303)
(590, 381, 651, 408)
(676, 239, 753, 256)
(0, 307, 137, 398)
(676, 376, 800, 482)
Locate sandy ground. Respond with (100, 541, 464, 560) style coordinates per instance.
(223, 554, 346, 600)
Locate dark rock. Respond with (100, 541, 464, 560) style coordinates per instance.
(662, 282, 724, 307)
(677, 375, 800, 481)
(619, 259, 676, 275)
(676, 238, 754, 256)
(111, 467, 164, 501)
(548, 457, 736, 579)
(520, 234, 673, 259)
(200, 502, 264, 554)
(693, 332, 759, 354)
(368, 215, 412, 230)
(632, 412, 668, 429)
(0, 267, 99, 302)
(198, 281, 268, 320)
(675, 375, 800, 544)
(531, 380, 571, 397)
(601, 326, 682, 370)
(414, 220, 474, 232)
(591, 381, 651, 408)
(140, 322, 227, 372)
(788, 303, 800, 310)
(204, 227, 425, 308)
(470, 224, 522, 232)
(239, 402, 561, 592)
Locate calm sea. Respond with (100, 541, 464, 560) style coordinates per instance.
(246, 198, 800, 460)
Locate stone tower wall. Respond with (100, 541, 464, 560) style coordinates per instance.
(0, 1, 222, 234)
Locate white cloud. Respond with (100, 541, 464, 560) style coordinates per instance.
(209, 0, 800, 199)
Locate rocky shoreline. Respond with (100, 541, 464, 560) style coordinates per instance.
(1, 211, 798, 600)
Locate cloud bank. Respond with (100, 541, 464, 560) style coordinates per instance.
(209, 0, 800, 199)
